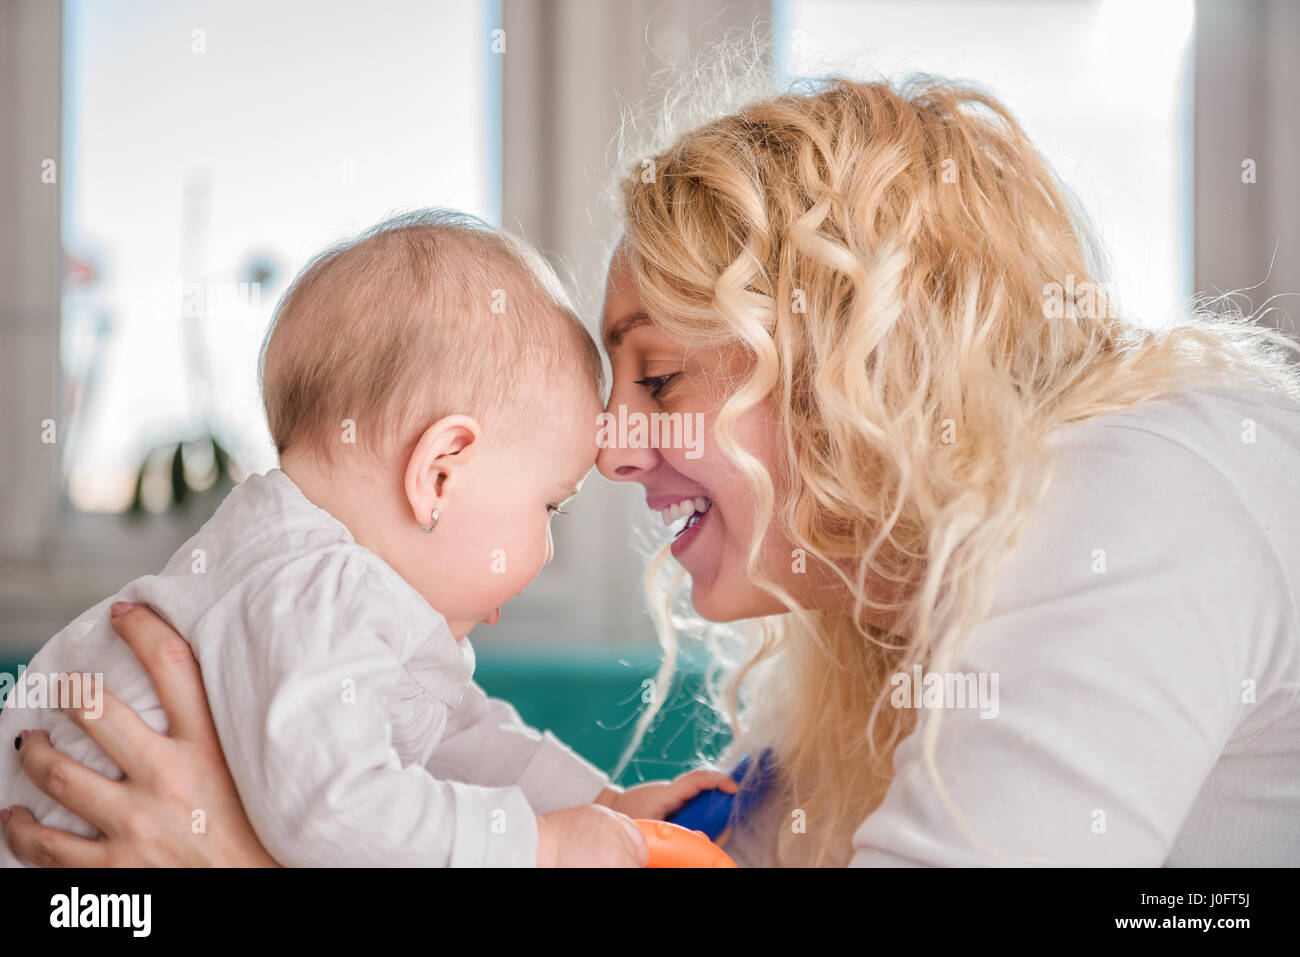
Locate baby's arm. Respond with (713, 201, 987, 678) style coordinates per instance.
(199, 555, 543, 866)
(424, 677, 615, 813)
(428, 674, 739, 819)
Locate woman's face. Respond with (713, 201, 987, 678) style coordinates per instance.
(597, 252, 844, 622)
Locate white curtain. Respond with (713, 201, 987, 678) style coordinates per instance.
(1194, 0, 1300, 331)
(0, 0, 61, 562)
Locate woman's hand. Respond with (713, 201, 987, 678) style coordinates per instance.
(1, 603, 278, 867)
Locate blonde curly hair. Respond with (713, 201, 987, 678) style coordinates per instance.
(611, 62, 1300, 866)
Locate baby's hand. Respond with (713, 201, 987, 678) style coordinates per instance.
(535, 804, 649, 867)
(610, 769, 740, 821)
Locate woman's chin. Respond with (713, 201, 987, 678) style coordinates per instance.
(688, 575, 769, 623)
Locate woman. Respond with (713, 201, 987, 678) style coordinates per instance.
(6, 74, 1300, 867)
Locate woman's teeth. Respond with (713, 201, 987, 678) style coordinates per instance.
(659, 496, 711, 527)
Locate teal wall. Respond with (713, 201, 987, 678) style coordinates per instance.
(474, 650, 728, 784)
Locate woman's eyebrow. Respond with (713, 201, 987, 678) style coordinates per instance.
(602, 310, 651, 349)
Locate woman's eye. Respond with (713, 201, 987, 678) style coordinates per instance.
(634, 373, 680, 400)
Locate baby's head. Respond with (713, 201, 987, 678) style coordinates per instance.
(260, 209, 604, 637)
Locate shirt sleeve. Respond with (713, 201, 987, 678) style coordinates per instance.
(197, 551, 540, 867)
(850, 425, 1284, 866)
(424, 675, 613, 813)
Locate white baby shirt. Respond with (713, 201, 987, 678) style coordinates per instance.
(0, 468, 611, 867)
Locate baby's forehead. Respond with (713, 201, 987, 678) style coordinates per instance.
(526, 377, 603, 436)
(507, 417, 598, 496)
(496, 334, 600, 405)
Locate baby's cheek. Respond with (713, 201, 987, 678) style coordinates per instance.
(528, 528, 552, 582)
(506, 525, 551, 593)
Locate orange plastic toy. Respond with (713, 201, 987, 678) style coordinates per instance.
(635, 819, 738, 868)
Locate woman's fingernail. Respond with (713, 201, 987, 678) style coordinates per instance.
(110, 601, 133, 616)
(0, 808, 11, 826)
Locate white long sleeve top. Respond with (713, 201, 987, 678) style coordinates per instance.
(847, 382, 1294, 868)
(725, 384, 1300, 866)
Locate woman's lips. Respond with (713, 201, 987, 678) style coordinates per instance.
(670, 502, 711, 558)
(645, 491, 714, 559)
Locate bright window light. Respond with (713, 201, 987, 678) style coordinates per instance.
(774, 0, 1195, 336)
(61, 0, 500, 511)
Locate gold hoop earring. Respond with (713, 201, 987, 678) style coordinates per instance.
(418, 508, 440, 534)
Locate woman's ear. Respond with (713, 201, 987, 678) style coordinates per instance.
(403, 415, 483, 526)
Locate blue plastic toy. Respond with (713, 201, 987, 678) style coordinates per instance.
(668, 749, 776, 841)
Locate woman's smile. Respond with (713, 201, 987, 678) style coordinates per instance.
(668, 500, 711, 558)
(647, 492, 715, 556)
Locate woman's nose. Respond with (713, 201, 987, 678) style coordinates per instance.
(596, 433, 660, 481)
(595, 400, 661, 482)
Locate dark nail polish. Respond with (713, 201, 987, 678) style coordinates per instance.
(13, 736, 20, 751)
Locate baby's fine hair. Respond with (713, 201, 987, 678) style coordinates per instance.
(260, 208, 604, 462)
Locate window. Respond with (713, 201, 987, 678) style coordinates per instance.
(774, 0, 1195, 332)
(60, 0, 501, 511)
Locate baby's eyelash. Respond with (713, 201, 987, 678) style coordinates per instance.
(635, 373, 680, 399)
(547, 504, 568, 515)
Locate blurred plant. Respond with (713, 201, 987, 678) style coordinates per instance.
(123, 240, 271, 518)
(126, 435, 237, 517)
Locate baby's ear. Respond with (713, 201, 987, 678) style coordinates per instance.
(403, 415, 483, 520)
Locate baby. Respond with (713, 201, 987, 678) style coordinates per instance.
(0, 210, 726, 866)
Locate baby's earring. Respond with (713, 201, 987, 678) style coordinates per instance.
(418, 508, 440, 534)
